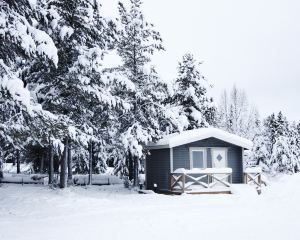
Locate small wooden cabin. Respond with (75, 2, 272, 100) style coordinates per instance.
(145, 128, 253, 193)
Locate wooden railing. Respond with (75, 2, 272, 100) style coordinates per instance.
(170, 168, 232, 193)
(244, 167, 262, 187)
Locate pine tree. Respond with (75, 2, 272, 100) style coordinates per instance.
(251, 112, 300, 174)
(247, 132, 270, 170)
(270, 135, 297, 174)
(23, 0, 127, 187)
(263, 113, 277, 152)
(289, 122, 300, 172)
(276, 111, 289, 136)
(116, 0, 169, 185)
(170, 54, 215, 130)
(0, 1, 63, 170)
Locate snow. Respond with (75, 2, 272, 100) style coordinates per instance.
(52, 138, 64, 153)
(1, 173, 47, 184)
(59, 26, 74, 40)
(147, 127, 253, 149)
(244, 166, 262, 173)
(174, 167, 233, 174)
(73, 174, 123, 185)
(189, 106, 204, 124)
(138, 173, 145, 184)
(1, 174, 300, 240)
(68, 125, 77, 140)
(27, 0, 37, 9)
(0, 65, 32, 111)
(13, 19, 58, 67)
(101, 50, 123, 69)
(2, 163, 33, 174)
(1, 173, 122, 185)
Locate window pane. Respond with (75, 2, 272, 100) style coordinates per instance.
(192, 151, 204, 168)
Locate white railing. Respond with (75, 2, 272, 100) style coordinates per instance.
(170, 168, 232, 193)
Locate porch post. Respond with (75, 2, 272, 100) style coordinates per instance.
(182, 173, 185, 193)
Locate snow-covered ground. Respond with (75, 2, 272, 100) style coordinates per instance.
(1, 174, 300, 240)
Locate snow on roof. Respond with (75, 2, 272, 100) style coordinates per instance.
(147, 127, 253, 149)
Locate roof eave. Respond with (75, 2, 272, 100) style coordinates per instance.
(145, 144, 170, 150)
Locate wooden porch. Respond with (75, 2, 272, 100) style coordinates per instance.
(169, 168, 233, 194)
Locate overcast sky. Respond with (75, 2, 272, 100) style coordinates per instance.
(103, 0, 300, 121)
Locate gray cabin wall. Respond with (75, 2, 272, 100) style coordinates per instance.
(146, 148, 170, 191)
(228, 147, 243, 183)
(173, 137, 244, 183)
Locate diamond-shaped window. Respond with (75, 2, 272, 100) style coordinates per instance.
(216, 154, 223, 162)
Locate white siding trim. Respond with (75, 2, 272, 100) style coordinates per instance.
(170, 148, 173, 173)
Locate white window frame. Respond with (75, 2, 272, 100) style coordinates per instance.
(211, 147, 228, 168)
(189, 147, 207, 169)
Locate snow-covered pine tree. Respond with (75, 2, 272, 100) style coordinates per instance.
(289, 122, 300, 172)
(0, 1, 63, 171)
(296, 122, 300, 155)
(251, 112, 300, 174)
(270, 135, 297, 174)
(276, 111, 289, 136)
(272, 112, 296, 173)
(116, 0, 170, 186)
(263, 113, 277, 152)
(24, 0, 130, 187)
(250, 113, 281, 173)
(297, 122, 300, 135)
(170, 54, 216, 130)
(247, 132, 270, 170)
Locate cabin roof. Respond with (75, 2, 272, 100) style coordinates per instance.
(146, 127, 253, 150)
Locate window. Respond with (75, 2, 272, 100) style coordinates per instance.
(189, 148, 206, 169)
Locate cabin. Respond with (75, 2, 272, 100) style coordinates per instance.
(145, 128, 253, 194)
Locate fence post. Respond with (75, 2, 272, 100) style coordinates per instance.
(207, 174, 210, 188)
(169, 174, 173, 192)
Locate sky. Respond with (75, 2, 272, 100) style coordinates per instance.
(103, 0, 300, 121)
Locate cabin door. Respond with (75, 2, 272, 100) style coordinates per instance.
(211, 148, 227, 168)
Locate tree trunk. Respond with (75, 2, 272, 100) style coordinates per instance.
(133, 156, 139, 187)
(88, 141, 93, 185)
(60, 138, 68, 188)
(40, 151, 44, 173)
(48, 144, 54, 185)
(16, 149, 20, 174)
(128, 151, 134, 181)
(67, 143, 72, 184)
